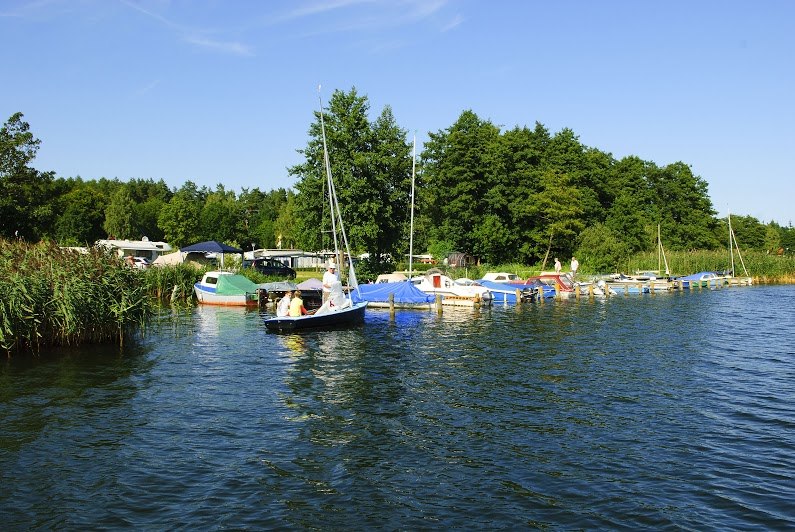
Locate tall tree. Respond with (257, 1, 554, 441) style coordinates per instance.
(290, 87, 412, 268)
(420, 110, 501, 260)
(55, 187, 107, 245)
(0, 113, 55, 239)
(158, 181, 204, 247)
(103, 186, 136, 239)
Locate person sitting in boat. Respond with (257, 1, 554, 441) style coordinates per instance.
(289, 290, 308, 317)
(277, 290, 292, 317)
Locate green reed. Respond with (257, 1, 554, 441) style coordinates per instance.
(142, 263, 207, 303)
(0, 239, 151, 356)
(625, 250, 795, 282)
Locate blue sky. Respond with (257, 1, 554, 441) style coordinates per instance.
(2, 0, 793, 225)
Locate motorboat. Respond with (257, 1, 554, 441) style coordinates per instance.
(411, 270, 493, 307)
(194, 271, 261, 306)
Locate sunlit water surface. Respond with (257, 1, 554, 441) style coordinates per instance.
(2, 285, 794, 529)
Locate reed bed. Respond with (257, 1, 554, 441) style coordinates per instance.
(625, 250, 795, 282)
(143, 263, 207, 303)
(0, 239, 151, 356)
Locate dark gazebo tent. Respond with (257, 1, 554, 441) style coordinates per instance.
(180, 240, 244, 269)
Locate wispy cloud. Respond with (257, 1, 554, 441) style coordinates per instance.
(441, 13, 463, 32)
(120, 0, 254, 56)
(274, 0, 449, 31)
(134, 79, 160, 97)
(183, 35, 253, 56)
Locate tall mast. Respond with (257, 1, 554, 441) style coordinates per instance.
(318, 86, 358, 292)
(728, 209, 735, 276)
(318, 87, 339, 263)
(408, 133, 416, 278)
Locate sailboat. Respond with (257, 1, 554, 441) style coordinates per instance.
(264, 90, 368, 331)
(723, 210, 753, 286)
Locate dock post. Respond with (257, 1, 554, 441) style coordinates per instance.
(515, 289, 521, 306)
(436, 294, 443, 315)
(389, 293, 395, 319)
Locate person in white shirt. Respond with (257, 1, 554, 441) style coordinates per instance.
(570, 257, 579, 279)
(554, 257, 562, 274)
(322, 261, 338, 303)
(276, 290, 292, 317)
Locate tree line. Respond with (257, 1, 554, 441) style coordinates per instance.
(2, 91, 793, 274)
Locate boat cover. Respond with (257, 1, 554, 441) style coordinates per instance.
(351, 281, 434, 304)
(215, 274, 259, 295)
(679, 271, 717, 281)
(297, 278, 323, 290)
(259, 280, 297, 292)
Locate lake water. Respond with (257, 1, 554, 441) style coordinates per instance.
(1, 285, 794, 529)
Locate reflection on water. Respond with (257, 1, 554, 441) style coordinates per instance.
(1, 287, 794, 529)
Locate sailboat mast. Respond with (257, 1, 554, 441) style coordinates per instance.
(728, 209, 736, 276)
(317, 86, 359, 292)
(408, 133, 416, 278)
(318, 88, 340, 264)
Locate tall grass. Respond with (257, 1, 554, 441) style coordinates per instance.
(625, 250, 795, 282)
(0, 239, 151, 356)
(142, 263, 206, 303)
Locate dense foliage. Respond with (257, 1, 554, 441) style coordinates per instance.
(2, 100, 793, 273)
(0, 239, 150, 355)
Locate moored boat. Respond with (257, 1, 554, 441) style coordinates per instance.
(411, 270, 493, 307)
(194, 271, 260, 306)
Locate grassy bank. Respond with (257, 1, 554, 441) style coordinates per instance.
(0, 239, 150, 356)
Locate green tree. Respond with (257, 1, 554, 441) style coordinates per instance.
(55, 187, 107, 245)
(103, 186, 136, 239)
(520, 168, 584, 267)
(0, 113, 55, 239)
(200, 185, 243, 244)
(290, 88, 412, 268)
(273, 192, 299, 249)
(649, 162, 719, 250)
(604, 156, 654, 253)
(420, 110, 501, 260)
(576, 223, 630, 273)
(158, 181, 203, 247)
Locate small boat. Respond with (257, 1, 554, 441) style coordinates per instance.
(411, 270, 493, 307)
(264, 299, 368, 331)
(264, 89, 367, 331)
(194, 271, 261, 306)
(677, 271, 727, 289)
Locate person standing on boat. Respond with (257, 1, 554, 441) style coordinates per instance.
(277, 290, 292, 317)
(322, 261, 338, 303)
(570, 257, 579, 279)
(289, 290, 308, 316)
(554, 257, 562, 274)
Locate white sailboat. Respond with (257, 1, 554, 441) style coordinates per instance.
(724, 210, 753, 286)
(264, 89, 368, 331)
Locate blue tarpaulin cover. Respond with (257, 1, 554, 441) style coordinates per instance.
(351, 281, 434, 305)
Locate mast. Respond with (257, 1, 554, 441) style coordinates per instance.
(728, 209, 736, 276)
(408, 133, 416, 278)
(317, 86, 358, 292)
(658, 224, 670, 275)
(318, 88, 340, 264)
